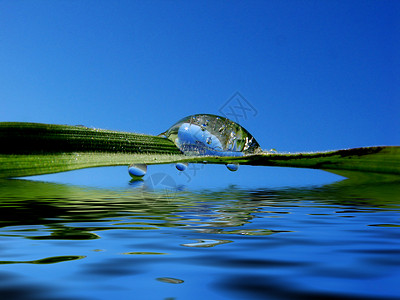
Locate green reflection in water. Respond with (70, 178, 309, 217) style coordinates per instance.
(0, 172, 399, 244)
(0, 255, 85, 264)
(156, 277, 184, 284)
(368, 224, 400, 227)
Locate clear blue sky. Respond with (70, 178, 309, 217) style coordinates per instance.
(1, 0, 399, 187)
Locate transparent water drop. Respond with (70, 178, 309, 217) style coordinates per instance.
(226, 163, 239, 172)
(128, 164, 147, 178)
(175, 162, 188, 171)
(160, 114, 261, 157)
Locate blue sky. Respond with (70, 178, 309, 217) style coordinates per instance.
(1, 0, 399, 187)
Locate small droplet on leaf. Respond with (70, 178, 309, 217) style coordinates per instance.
(175, 162, 188, 171)
(128, 164, 147, 178)
(226, 163, 239, 172)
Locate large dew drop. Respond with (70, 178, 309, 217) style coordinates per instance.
(160, 114, 261, 157)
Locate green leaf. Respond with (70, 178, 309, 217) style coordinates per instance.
(0, 122, 399, 179)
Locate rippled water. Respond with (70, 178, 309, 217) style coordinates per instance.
(0, 171, 399, 300)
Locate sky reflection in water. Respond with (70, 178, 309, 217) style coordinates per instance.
(0, 170, 399, 300)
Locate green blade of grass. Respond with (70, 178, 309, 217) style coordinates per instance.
(0, 122, 399, 179)
(0, 122, 184, 178)
(192, 146, 400, 176)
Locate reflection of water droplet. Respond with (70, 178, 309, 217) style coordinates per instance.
(175, 162, 188, 171)
(160, 114, 261, 157)
(129, 179, 144, 188)
(226, 163, 239, 172)
(128, 164, 147, 178)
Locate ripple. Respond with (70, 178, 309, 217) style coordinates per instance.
(194, 228, 292, 236)
(214, 274, 397, 300)
(0, 255, 85, 265)
(29, 231, 100, 240)
(156, 277, 184, 284)
(181, 239, 232, 247)
(368, 224, 400, 227)
(0, 178, 399, 299)
(78, 258, 145, 277)
(121, 252, 167, 255)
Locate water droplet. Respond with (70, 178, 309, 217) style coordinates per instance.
(128, 164, 147, 178)
(160, 114, 261, 157)
(175, 162, 188, 171)
(226, 163, 239, 172)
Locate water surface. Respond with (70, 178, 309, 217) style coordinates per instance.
(0, 169, 399, 300)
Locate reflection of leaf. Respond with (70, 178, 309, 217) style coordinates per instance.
(368, 224, 400, 228)
(29, 231, 100, 240)
(31, 255, 86, 264)
(0, 255, 85, 265)
(156, 277, 184, 284)
(0, 122, 399, 179)
(0, 178, 399, 247)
